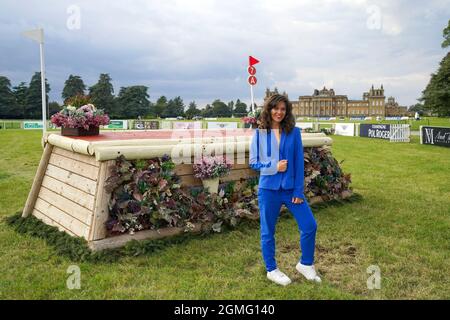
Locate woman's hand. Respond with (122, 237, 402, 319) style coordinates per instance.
(277, 159, 288, 172)
(292, 197, 304, 204)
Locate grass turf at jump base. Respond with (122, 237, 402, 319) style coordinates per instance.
(0, 130, 449, 299)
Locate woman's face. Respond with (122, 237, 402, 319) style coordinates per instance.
(270, 101, 286, 125)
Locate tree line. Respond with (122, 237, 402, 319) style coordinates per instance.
(417, 19, 450, 117)
(0, 72, 250, 120)
(2, 19, 448, 119)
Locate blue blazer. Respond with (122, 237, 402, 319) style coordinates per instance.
(249, 127, 304, 198)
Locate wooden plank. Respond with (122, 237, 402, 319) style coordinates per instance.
(45, 163, 97, 195)
(179, 174, 202, 186)
(89, 160, 115, 241)
(88, 223, 202, 251)
(221, 168, 258, 182)
(38, 186, 93, 225)
(32, 208, 76, 237)
(41, 175, 95, 211)
(49, 153, 98, 180)
(53, 146, 99, 167)
(174, 162, 250, 176)
(179, 168, 258, 187)
(22, 144, 53, 217)
(34, 198, 89, 239)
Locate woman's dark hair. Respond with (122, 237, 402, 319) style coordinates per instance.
(258, 94, 296, 134)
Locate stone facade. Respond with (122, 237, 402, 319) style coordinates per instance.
(264, 85, 408, 117)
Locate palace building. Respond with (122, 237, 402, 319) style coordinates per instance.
(264, 85, 408, 117)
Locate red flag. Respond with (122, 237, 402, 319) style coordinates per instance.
(249, 56, 260, 66)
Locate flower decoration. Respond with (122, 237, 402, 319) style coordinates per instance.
(50, 103, 110, 130)
(241, 108, 262, 125)
(192, 155, 232, 180)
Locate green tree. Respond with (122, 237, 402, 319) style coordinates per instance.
(62, 75, 86, 103)
(25, 72, 50, 119)
(420, 53, 450, 117)
(408, 103, 426, 115)
(89, 73, 115, 115)
(0, 76, 18, 119)
(173, 96, 185, 117)
(201, 104, 214, 117)
(150, 96, 167, 118)
(116, 86, 150, 118)
(233, 99, 248, 117)
(185, 101, 201, 119)
(48, 101, 61, 117)
(420, 21, 450, 117)
(144, 101, 156, 118)
(211, 99, 231, 117)
(13, 82, 28, 118)
(442, 19, 450, 48)
(162, 96, 185, 118)
(227, 101, 234, 116)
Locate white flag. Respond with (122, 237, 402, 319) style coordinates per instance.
(22, 28, 44, 43)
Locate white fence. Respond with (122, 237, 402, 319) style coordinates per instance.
(389, 124, 410, 142)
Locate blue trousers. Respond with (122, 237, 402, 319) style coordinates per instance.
(258, 188, 317, 272)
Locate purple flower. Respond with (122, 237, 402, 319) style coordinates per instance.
(50, 103, 110, 129)
(193, 155, 232, 179)
(127, 200, 141, 214)
(161, 154, 171, 162)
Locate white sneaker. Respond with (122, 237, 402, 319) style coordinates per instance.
(266, 268, 292, 286)
(296, 263, 322, 283)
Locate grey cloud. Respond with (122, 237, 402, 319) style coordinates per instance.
(0, 0, 449, 107)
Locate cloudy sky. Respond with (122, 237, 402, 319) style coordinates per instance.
(1, 0, 449, 108)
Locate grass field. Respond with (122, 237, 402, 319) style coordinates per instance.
(0, 130, 449, 299)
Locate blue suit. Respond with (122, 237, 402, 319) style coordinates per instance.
(249, 127, 317, 272)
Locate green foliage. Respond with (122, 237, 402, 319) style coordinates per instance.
(201, 104, 214, 117)
(64, 94, 92, 108)
(62, 75, 86, 103)
(24, 72, 50, 119)
(4, 192, 362, 263)
(185, 101, 201, 119)
(150, 96, 167, 118)
(233, 99, 248, 117)
(442, 19, 450, 49)
(420, 53, 450, 117)
(4, 212, 203, 262)
(89, 73, 115, 116)
(246, 176, 259, 190)
(211, 99, 231, 117)
(104, 155, 261, 235)
(303, 146, 352, 201)
(0, 76, 18, 119)
(12, 82, 28, 119)
(115, 85, 150, 118)
(420, 21, 450, 117)
(4, 213, 119, 262)
(48, 101, 61, 117)
(408, 103, 426, 115)
(162, 96, 185, 118)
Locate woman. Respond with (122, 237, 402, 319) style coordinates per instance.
(249, 94, 321, 286)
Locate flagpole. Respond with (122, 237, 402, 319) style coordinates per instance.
(22, 28, 46, 141)
(248, 56, 259, 114)
(250, 84, 254, 113)
(39, 38, 47, 137)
